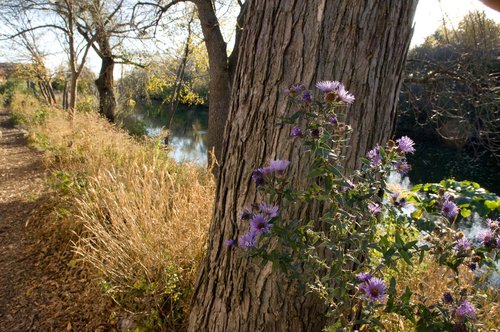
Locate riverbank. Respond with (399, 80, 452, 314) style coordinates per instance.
(4, 91, 214, 330)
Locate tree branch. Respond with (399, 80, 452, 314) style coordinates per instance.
(0, 24, 69, 41)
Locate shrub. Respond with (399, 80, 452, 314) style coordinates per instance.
(76, 94, 98, 113)
(230, 81, 499, 331)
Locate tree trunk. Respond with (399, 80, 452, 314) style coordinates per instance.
(69, 75, 78, 111)
(194, 0, 232, 173)
(63, 81, 68, 110)
(95, 56, 116, 122)
(47, 80, 56, 105)
(188, 1, 417, 331)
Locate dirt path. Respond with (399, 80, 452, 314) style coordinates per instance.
(0, 110, 117, 331)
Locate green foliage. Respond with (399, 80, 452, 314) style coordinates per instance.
(0, 77, 28, 105)
(49, 170, 87, 194)
(410, 179, 500, 225)
(9, 92, 49, 127)
(76, 94, 99, 113)
(119, 49, 209, 107)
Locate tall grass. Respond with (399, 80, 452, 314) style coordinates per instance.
(10, 92, 214, 329)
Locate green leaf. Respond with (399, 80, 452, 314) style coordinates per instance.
(401, 286, 413, 305)
(485, 199, 500, 211)
(399, 249, 413, 265)
(307, 168, 324, 178)
(419, 248, 426, 264)
(460, 208, 471, 218)
(411, 208, 423, 220)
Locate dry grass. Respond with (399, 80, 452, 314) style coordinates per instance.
(10, 92, 214, 328)
(381, 258, 500, 331)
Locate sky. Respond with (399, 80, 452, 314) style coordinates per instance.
(411, 0, 500, 46)
(0, 0, 499, 76)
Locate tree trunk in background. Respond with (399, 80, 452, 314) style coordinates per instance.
(95, 55, 116, 122)
(195, 0, 233, 173)
(47, 81, 56, 105)
(63, 81, 68, 110)
(69, 75, 78, 111)
(188, 1, 417, 331)
(38, 80, 56, 106)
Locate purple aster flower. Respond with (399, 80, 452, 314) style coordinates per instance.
(315, 81, 354, 104)
(441, 200, 459, 218)
(291, 83, 305, 92)
(224, 239, 237, 247)
(301, 90, 312, 102)
(269, 160, 290, 173)
(252, 168, 265, 186)
(394, 160, 411, 175)
(238, 231, 258, 248)
(291, 126, 303, 138)
(315, 80, 341, 92)
(477, 230, 494, 246)
(455, 300, 476, 319)
(442, 292, 454, 304)
(398, 198, 407, 208)
(284, 83, 305, 96)
(249, 214, 272, 234)
(259, 202, 279, 219)
(497, 236, 500, 248)
(396, 136, 416, 154)
(356, 272, 372, 282)
(390, 192, 407, 208)
(336, 84, 355, 104)
(368, 202, 382, 215)
(342, 179, 355, 192)
(363, 277, 387, 302)
(487, 218, 499, 231)
(454, 237, 471, 251)
(367, 145, 382, 166)
(328, 115, 338, 125)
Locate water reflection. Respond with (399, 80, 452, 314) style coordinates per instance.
(129, 103, 208, 165)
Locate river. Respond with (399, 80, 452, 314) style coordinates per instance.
(125, 103, 209, 165)
(127, 103, 499, 195)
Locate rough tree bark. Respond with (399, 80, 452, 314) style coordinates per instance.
(188, 1, 418, 331)
(194, 0, 233, 172)
(94, 55, 116, 122)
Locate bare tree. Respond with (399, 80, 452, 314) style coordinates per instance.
(0, 0, 94, 111)
(55, 0, 94, 112)
(75, 0, 135, 122)
(0, 7, 57, 105)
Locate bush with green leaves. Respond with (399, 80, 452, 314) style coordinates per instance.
(227, 81, 500, 331)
